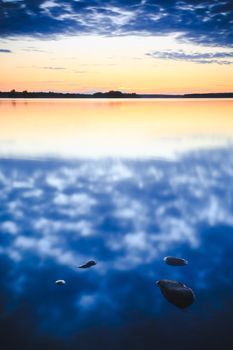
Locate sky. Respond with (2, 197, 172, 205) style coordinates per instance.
(0, 0, 233, 93)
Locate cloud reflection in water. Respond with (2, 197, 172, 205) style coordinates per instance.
(0, 148, 233, 349)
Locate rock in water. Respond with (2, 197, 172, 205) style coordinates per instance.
(55, 280, 66, 286)
(163, 256, 188, 266)
(78, 260, 96, 269)
(156, 280, 195, 309)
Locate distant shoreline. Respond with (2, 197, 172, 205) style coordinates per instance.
(0, 90, 233, 99)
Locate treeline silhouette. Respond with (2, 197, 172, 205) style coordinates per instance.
(0, 90, 233, 99)
(0, 90, 139, 98)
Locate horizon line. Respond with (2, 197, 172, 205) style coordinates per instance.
(1, 90, 233, 97)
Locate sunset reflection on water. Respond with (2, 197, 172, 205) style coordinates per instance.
(0, 99, 233, 350)
(0, 98, 233, 158)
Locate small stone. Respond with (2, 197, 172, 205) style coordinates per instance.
(156, 279, 195, 309)
(78, 260, 97, 269)
(163, 256, 188, 266)
(55, 280, 66, 285)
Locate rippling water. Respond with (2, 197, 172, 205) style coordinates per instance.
(0, 99, 233, 350)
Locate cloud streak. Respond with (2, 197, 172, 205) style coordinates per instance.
(147, 49, 233, 64)
(0, 48, 11, 52)
(40, 66, 66, 70)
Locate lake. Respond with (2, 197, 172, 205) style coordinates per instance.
(0, 99, 233, 350)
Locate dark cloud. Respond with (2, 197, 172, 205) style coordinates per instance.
(0, 1, 233, 46)
(147, 49, 233, 64)
(0, 48, 11, 52)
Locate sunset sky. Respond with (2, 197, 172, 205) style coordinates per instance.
(0, 0, 233, 93)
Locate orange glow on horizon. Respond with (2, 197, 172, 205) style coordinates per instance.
(0, 35, 232, 94)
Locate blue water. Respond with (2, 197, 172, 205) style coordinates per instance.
(0, 148, 233, 349)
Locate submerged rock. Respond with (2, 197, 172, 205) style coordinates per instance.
(156, 280, 195, 309)
(78, 260, 97, 269)
(163, 256, 188, 266)
(55, 280, 66, 286)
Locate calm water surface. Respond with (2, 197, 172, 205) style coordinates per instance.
(1, 98, 233, 158)
(0, 99, 233, 350)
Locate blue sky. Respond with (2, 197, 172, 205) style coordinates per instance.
(1, 0, 233, 47)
